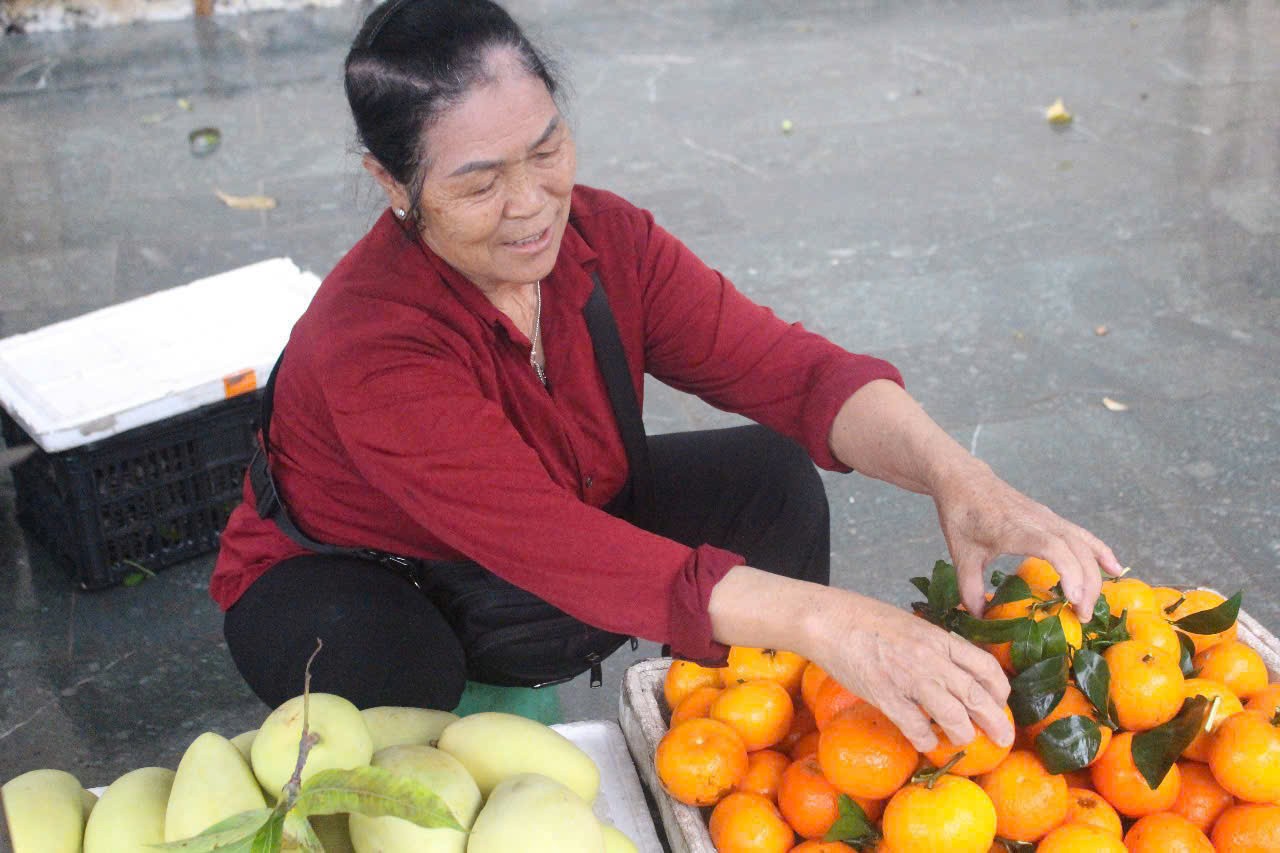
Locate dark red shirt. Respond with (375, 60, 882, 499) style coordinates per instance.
(210, 185, 902, 660)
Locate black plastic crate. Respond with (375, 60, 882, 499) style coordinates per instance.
(1, 393, 260, 589)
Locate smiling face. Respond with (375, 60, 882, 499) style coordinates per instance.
(378, 51, 577, 295)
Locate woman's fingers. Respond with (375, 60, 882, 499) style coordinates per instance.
(877, 690, 938, 753)
(913, 678, 975, 748)
(954, 552, 990, 618)
(946, 630, 1011, 705)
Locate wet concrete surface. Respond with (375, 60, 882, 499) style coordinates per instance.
(1, 0, 1277, 790)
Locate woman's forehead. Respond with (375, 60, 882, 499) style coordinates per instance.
(425, 62, 561, 176)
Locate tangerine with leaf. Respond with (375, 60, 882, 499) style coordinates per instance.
(1104, 640, 1184, 731)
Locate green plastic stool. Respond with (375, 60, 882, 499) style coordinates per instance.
(451, 681, 562, 726)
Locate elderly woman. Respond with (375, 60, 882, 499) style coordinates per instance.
(211, 0, 1122, 751)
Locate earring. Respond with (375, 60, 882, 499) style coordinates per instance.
(394, 207, 407, 219)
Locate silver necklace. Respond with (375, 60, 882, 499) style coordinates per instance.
(530, 281, 547, 385)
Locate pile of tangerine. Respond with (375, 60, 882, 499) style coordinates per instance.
(653, 562, 1280, 853)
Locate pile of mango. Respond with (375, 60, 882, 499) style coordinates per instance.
(2, 694, 639, 853)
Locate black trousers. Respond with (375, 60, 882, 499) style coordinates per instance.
(223, 425, 830, 710)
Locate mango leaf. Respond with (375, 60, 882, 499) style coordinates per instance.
(990, 575, 1035, 608)
(1035, 715, 1103, 774)
(152, 809, 273, 851)
(1177, 631, 1200, 678)
(250, 812, 286, 853)
(949, 611, 1029, 644)
(823, 794, 880, 846)
(1132, 695, 1211, 790)
(292, 767, 463, 831)
(1011, 615, 1068, 673)
(1173, 592, 1241, 635)
(1071, 649, 1117, 729)
(1009, 655, 1069, 727)
(282, 814, 324, 853)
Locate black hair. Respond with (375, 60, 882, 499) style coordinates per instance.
(344, 0, 562, 219)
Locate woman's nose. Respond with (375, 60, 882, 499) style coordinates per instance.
(503, 166, 545, 218)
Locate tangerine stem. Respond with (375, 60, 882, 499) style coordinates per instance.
(1204, 695, 1223, 734)
(1271, 709, 1280, 728)
(913, 751, 966, 788)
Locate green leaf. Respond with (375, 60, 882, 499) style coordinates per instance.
(822, 794, 880, 845)
(1071, 649, 1117, 729)
(1132, 695, 1212, 790)
(1081, 598, 1130, 651)
(123, 571, 146, 587)
(1173, 592, 1241, 635)
(909, 576, 932, 600)
(927, 560, 961, 616)
(990, 575, 1035, 608)
(989, 570, 1009, 589)
(250, 812, 286, 853)
(1034, 715, 1103, 774)
(293, 767, 464, 832)
(1011, 616, 1068, 673)
(948, 611, 1029, 644)
(1009, 655, 1069, 727)
(282, 814, 324, 853)
(151, 809, 273, 851)
(1177, 630, 1199, 678)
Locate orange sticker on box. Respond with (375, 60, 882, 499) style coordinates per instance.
(222, 369, 258, 398)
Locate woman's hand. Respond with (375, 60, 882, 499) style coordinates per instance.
(709, 567, 1014, 753)
(933, 465, 1125, 620)
(813, 589, 1014, 752)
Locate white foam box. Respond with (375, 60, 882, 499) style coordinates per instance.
(0, 257, 320, 453)
(618, 590, 1280, 853)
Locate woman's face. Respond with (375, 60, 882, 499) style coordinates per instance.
(413, 56, 577, 293)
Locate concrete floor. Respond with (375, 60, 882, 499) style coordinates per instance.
(1, 0, 1278, 797)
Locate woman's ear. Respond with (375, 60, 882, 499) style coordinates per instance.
(362, 154, 412, 215)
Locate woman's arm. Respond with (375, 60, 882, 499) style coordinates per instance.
(827, 378, 1124, 619)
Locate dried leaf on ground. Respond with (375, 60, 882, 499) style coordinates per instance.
(1045, 98, 1073, 125)
(215, 189, 277, 211)
(1101, 397, 1129, 412)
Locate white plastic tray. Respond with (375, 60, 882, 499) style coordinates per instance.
(619, 590, 1280, 853)
(0, 257, 320, 452)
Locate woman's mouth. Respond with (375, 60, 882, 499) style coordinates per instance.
(504, 227, 551, 253)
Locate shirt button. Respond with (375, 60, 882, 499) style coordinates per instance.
(584, 476, 594, 488)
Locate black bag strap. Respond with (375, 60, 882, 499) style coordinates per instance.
(250, 269, 652, 552)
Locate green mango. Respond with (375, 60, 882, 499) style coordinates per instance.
(466, 773, 604, 853)
(349, 745, 481, 853)
(83, 767, 175, 853)
(361, 707, 458, 752)
(437, 712, 599, 802)
(1, 768, 86, 853)
(165, 732, 267, 842)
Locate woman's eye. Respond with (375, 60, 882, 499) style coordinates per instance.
(535, 147, 560, 161)
(471, 179, 497, 196)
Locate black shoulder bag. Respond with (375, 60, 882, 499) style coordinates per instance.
(247, 271, 654, 689)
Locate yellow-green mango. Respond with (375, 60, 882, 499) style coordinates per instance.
(437, 712, 599, 802)
(230, 729, 257, 764)
(348, 745, 481, 853)
(165, 732, 267, 842)
(466, 774, 604, 853)
(252, 694, 373, 798)
(601, 824, 639, 853)
(361, 707, 458, 752)
(308, 813, 355, 853)
(1, 768, 86, 853)
(83, 767, 175, 853)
